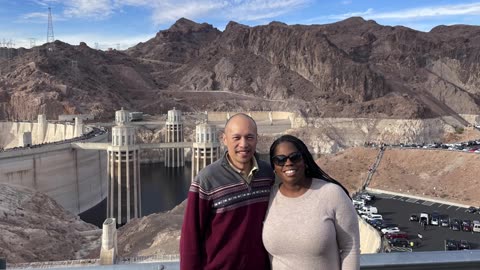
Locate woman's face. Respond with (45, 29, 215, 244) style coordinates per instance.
(272, 141, 306, 184)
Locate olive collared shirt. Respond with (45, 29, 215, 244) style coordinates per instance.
(225, 152, 259, 184)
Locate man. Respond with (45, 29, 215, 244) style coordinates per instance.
(180, 113, 275, 270)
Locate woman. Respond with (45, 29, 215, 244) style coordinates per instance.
(262, 135, 360, 270)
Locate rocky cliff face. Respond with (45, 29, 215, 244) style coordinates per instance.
(0, 183, 100, 263)
(0, 42, 156, 120)
(1, 17, 479, 120)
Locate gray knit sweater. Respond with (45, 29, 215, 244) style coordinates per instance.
(262, 178, 360, 270)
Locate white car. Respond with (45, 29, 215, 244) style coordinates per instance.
(353, 198, 365, 208)
(358, 193, 374, 201)
(358, 206, 378, 216)
(365, 214, 383, 222)
(381, 227, 400, 235)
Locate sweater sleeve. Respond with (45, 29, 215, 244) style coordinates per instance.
(333, 187, 360, 270)
(180, 180, 211, 270)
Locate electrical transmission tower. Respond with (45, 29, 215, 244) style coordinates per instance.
(47, 7, 54, 51)
(29, 38, 36, 48)
(29, 38, 38, 57)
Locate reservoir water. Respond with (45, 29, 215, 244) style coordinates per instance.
(79, 162, 193, 227)
(80, 155, 275, 227)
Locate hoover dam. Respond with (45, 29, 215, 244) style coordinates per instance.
(0, 116, 108, 215)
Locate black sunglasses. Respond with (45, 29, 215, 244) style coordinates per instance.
(272, 152, 303, 166)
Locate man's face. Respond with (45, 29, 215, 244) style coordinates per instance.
(223, 115, 257, 170)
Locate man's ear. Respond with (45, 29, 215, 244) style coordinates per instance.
(221, 132, 227, 145)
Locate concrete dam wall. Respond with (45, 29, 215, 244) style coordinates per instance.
(207, 111, 294, 122)
(0, 127, 108, 215)
(0, 121, 77, 149)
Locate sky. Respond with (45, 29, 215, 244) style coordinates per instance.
(1, 0, 479, 50)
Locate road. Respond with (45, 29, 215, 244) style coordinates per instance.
(367, 193, 480, 252)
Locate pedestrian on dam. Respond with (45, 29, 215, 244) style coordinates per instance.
(180, 113, 275, 270)
(262, 135, 360, 270)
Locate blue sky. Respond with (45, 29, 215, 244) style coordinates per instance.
(1, 0, 480, 50)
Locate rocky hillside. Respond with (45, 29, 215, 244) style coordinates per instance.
(0, 17, 479, 120)
(0, 183, 101, 263)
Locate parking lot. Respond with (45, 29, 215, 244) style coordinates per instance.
(364, 193, 480, 252)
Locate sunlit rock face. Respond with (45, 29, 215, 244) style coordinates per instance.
(0, 183, 100, 263)
(1, 18, 479, 120)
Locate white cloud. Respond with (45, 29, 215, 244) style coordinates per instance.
(307, 2, 480, 23)
(30, 0, 62, 7)
(21, 12, 48, 20)
(150, 1, 228, 25)
(368, 3, 480, 20)
(63, 0, 115, 19)
(26, 0, 310, 24)
(225, 0, 309, 22)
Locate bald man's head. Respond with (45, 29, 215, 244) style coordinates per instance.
(224, 113, 257, 134)
(223, 113, 258, 171)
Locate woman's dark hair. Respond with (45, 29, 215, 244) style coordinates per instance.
(269, 134, 350, 198)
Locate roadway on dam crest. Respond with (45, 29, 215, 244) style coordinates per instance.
(367, 194, 480, 252)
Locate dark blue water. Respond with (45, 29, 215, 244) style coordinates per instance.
(79, 162, 192, 227)
(80, 155, 274, 227)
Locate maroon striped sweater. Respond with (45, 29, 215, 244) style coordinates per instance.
(180, 154, 274, 270)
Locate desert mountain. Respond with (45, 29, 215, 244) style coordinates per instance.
(0, 17, 479, 120)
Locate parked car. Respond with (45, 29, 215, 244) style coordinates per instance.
(451, 224, 461, 231)
(419, 212, 430, 225)
(378, 222, 397, 230)
(358, 192, 374, 201)
(358, 206, 378, 215)
(431, 211, 440, 226)
(373, 220, 390, 230)
(353, 198, 365, 209)
(459, 240, 470, 250)
(409, 214, 419, 222)
(385, 231, 408, 240)
(462, 220, 472, 232)
(445, 239, 459, 250)
(389, 238, 409, 248)
(365, 214, 383, 222)
(472, 220, 480, 233)
(449, 218, 460, 230)
(381, 227, 400, 235)
(440, 215, 449, 227)
(467, 206, 477, 213)
(369, 219, 383, 228)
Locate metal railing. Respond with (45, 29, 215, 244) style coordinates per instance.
(7, 250, 480, 270)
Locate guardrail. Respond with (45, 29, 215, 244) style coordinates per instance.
(7, 251, 480, 270)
